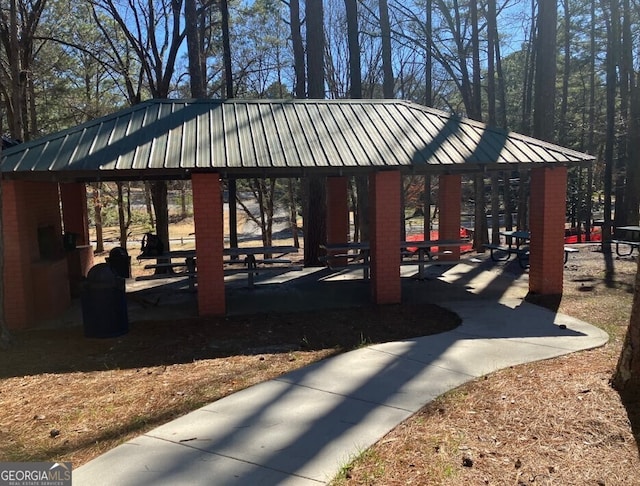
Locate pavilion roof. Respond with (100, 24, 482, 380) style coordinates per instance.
(0, 99, 594, 182)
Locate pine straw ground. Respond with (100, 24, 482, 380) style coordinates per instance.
(1, 244, 639, 485)
(333, 247, 640, 486)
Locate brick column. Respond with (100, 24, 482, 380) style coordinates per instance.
(529, 166, 567, 295)
(369, 171, 401, 304)
(438, 174, 462, 261)
(192, 173, 226, 315)
(60, 182, 90, 246)
(326, 176, 350, 265)
(2, 181, 32, 328)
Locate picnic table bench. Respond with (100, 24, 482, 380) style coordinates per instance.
(609, 226, 640, 257)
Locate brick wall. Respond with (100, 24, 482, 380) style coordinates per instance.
(192, 173, 226, 315)
(2, 180, 71, 328)
(529, 166, 567, 295)
(369, 171, 401, 304)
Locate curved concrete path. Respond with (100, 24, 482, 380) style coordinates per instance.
(74, 263, 608, 485)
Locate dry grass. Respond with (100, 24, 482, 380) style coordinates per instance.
(0, 297, 459, 467)
(333, 247, 640, 485)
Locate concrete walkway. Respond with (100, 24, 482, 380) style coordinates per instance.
(73, 260, 608, 485)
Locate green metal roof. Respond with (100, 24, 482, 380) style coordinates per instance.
(0, 99, 594, 182)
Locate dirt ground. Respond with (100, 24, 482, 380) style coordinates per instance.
(1, 236, 639, 485)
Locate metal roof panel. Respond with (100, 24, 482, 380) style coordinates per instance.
(0, 99, 595, 180)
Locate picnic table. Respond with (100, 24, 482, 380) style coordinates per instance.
(136, 250, 198, 289)
(136, 246, 300, 289)
(320, 242, 371, 279)
(482, 230, 531, 267)
(484, 230, 578, 267)
(610, 226, 640, 257)
(401, 239, 470, 279)
(321, 239, 470, 280)
(223, 245, 300, 288)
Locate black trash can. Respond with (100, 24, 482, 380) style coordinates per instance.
(106, 246, 131, 278)
(81, 263, 129, 338)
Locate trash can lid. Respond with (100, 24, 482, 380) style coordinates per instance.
(109, 246, 129, 258)
(87, 263, 119, 283)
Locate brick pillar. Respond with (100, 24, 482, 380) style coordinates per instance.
(192, 173, 226, 315)
(438, 174, 462, 261)
(369, 171, 401, 304)
(60, 182, 90, 246)
(2, 181, 32, 328)
(326, 176, 350, 265)
(529, 166, 567, 295)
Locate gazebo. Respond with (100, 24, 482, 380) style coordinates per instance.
(0, 99, 594, 329)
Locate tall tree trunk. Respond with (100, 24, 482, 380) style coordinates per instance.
(533, 0, 558, 142)
(521, 0, 537, 134)
(93, 183, 105, 253)
(558, 0, 571, 145)
(614, 258, 640, 392)
(614, 0, 630, 226)
(602, 0, 617, 245)
(423, 175, 431, 240)
(346, 0, 368, 242)
(490, 174, 500, 244)
(117, 182, 127, 248)
(503, 174, 514, 232)
(487, 0, 497, 126)
(469, 0, 486, 250)
(220, 0, 239, 252)
(144, 181, 154, 228)
(346, 0, 361, 99)
(585, 0, 596, 240)
(150, 181, 170, 273)
(622, 0, 639, 225)
(186, 0, 206, 98)
(517, 169, 529, 231)
(470, 0, 482, 121)
(8, 0, 23, 140)
(290, 0, 306, 98)
(304, 0, 327, 266)
(379, 0, 394, 98)
(288, 179, 300, 247)
(425, 0, 433, 107)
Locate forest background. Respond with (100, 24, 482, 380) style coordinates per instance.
(1, 0, 637, 255)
